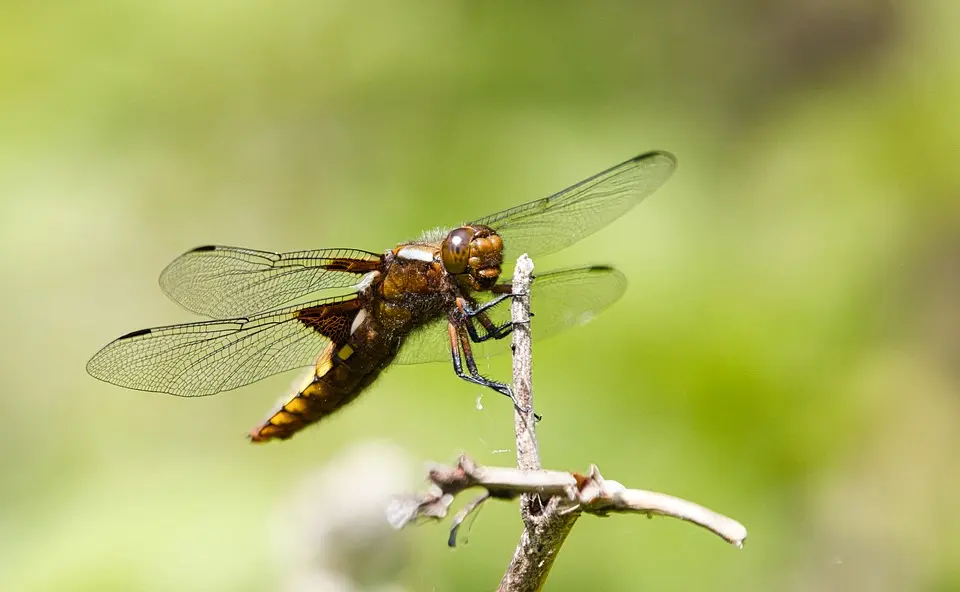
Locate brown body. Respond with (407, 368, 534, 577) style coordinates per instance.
(251, 226, 503, 441)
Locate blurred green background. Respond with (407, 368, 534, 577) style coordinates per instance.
(2, 1, 959, 590)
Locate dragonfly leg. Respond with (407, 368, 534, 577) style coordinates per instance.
(461, 288, 535, 320)
(465, 309, 514, 343)
(447, 321, 540, 420)
(447, 321, 510, 395)
(461, 292, 513, 317)
(457, 293, 528, 343)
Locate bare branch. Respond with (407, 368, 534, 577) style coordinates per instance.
(499, 254, 580, 591)
(510, 254, 539, 473)
(389, 455, 748, 549)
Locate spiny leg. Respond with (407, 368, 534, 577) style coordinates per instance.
(457, 290, 528, 344)
(458, 298, 513, 343)
(447, 320, 539, 419)
(461, 286, 534, 321)
(447, 321, 510, 396)
(462, 291, 512, 317)
(459, 327, 539, 421)
(469, 309, 513, 343)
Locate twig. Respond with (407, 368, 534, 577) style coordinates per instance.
(510, 254, 539, 474)
(499, 254, 580, 592)
(387, 455, 748, 548)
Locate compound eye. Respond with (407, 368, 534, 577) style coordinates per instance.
(441, 227, 474, 274)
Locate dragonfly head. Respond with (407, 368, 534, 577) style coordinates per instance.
(440, 224, 504, 291)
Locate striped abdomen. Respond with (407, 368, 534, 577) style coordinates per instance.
(249, 330, 398, 442)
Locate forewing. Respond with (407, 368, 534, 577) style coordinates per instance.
(393, 266, 627, 364)
(159, 245, 381, 318)
(470, 151, 676, 262)
(86, 295, 362, 396)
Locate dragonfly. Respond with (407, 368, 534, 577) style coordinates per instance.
(87, 151, 677, 442)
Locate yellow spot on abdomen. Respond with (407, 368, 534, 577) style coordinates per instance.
(270, 411, 298, 426)
(337, 344, 354, 360)
(252, 424, 283, 441)
(284, 395, 310, 414)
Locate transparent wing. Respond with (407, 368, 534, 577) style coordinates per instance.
(393, 266, 627, 364)
(159, 245, 381, 318)
(86, 295, 361, 396)
(470, 151, 676, 262)
(391, 317, 449, 365)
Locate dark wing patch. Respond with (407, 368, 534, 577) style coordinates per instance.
(159, 245, 381, 318)
(296, 299, 363, 346)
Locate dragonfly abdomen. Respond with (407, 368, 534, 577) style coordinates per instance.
(249, 324, 399, 442)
